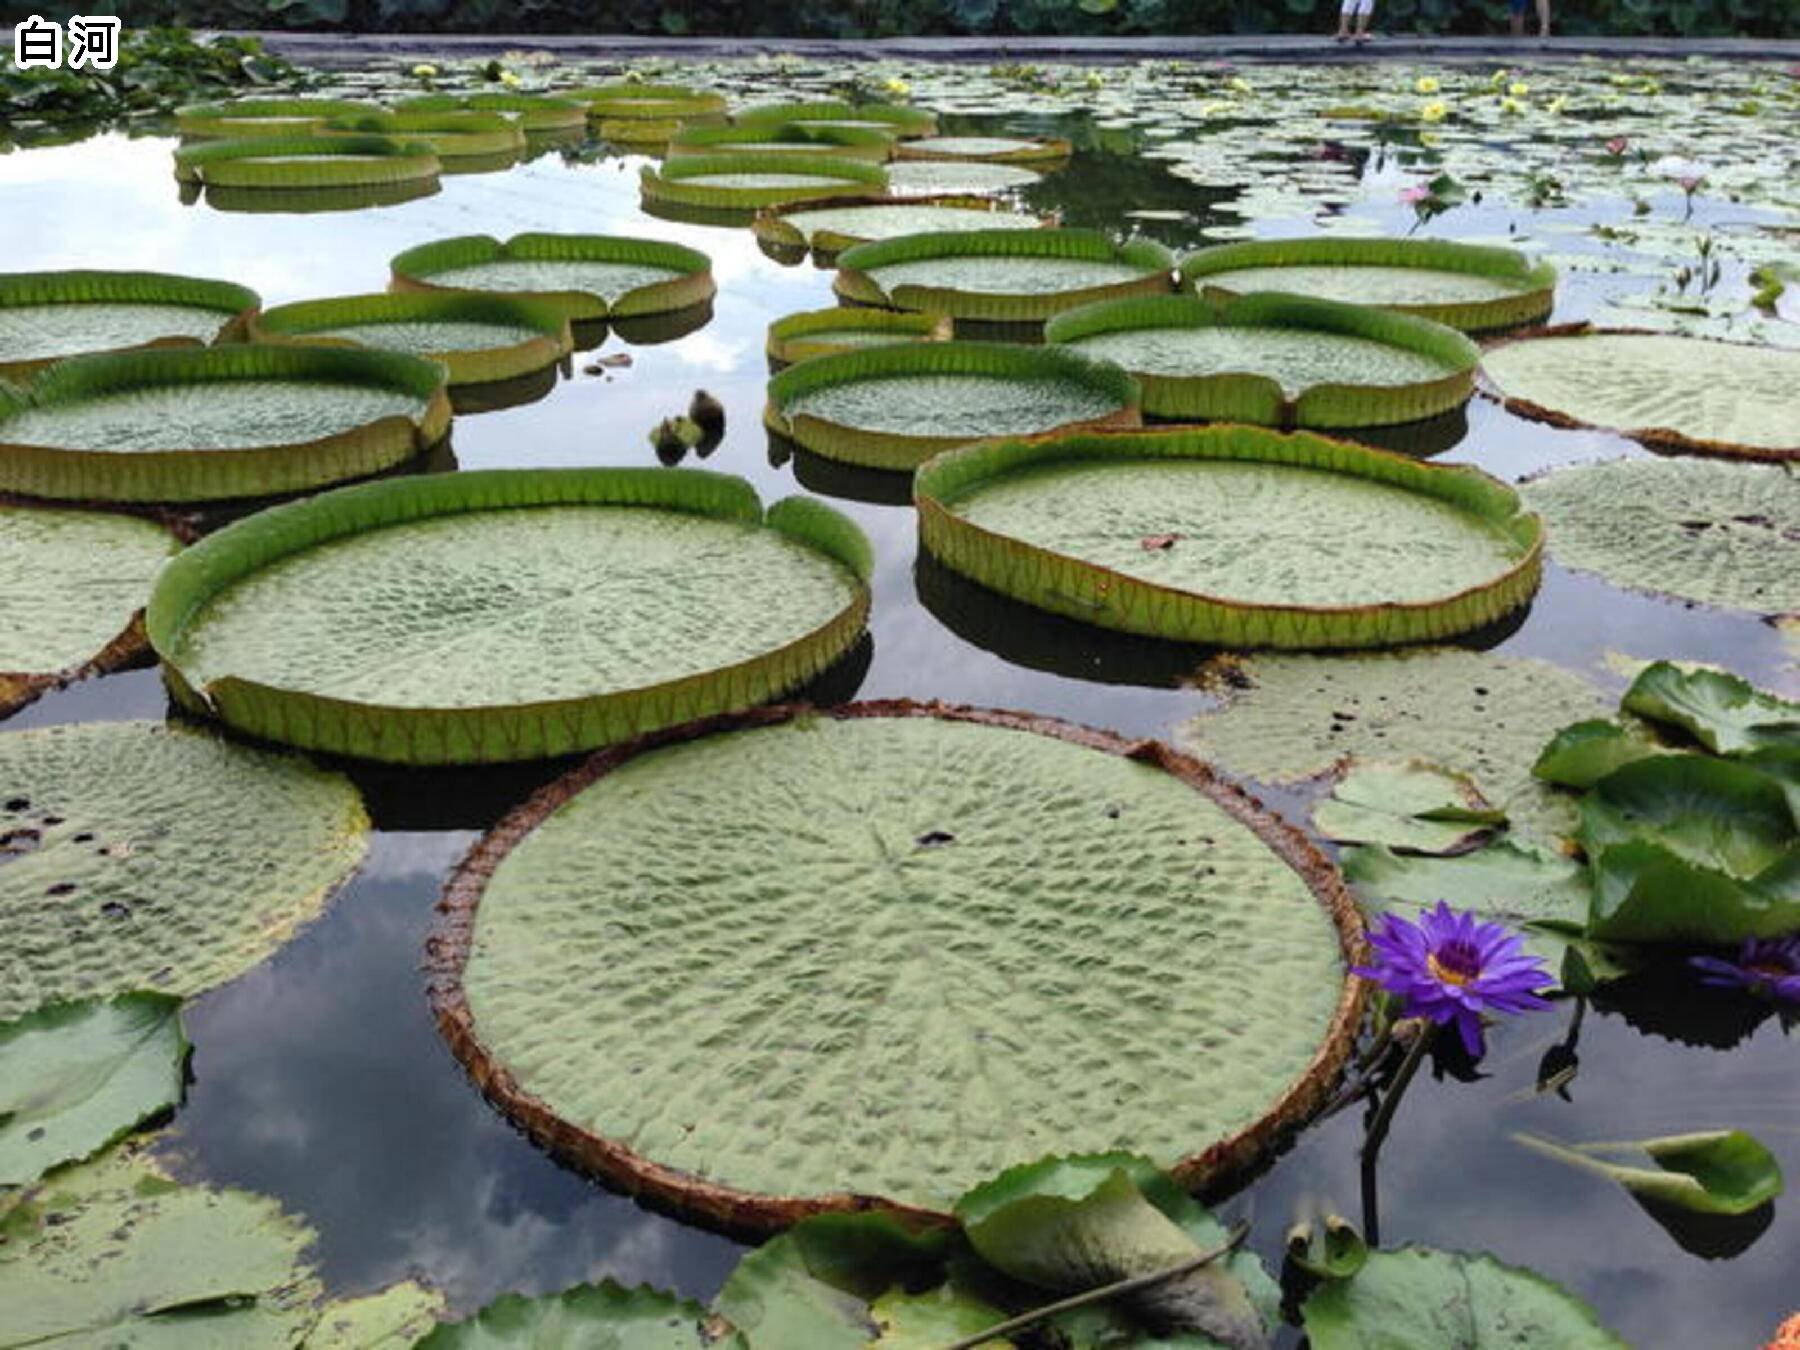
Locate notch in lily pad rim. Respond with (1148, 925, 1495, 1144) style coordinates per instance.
(765, 340, 1142, 471)
(245, 291, 573, 387)
(736, 100, 938, 137)
(1480, 323, 1799, 462)
(639, 153, 889, 211)
(1180, 236, 1557, 335)
(146, 468, 874, 765)
(892, 134, 1074, 164)
(1044, 291, 1480, 428)
(426, 697, 1369, 1233)
(0, 269, 260, 381)
(172, 134, 441, 190)
(752, 193, 1056, 257)
(397, 92, 587, 132)
(668, 123, 895, 162)
(174, 96, 388, 139)
(321, 110, 527, 159)
(389, 232, 717, 322)
(766, 308, 953, 369)
(0, 344, 450, 504)
(915, 424, 1544, 649)
(835, 228, 1178, 324)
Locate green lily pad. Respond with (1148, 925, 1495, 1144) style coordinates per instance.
(1532, 719, 1669, 789)
(148, 469, 871, 765)
(175, 97, 386, 139)
(0, 993, 187, 1187)
(172, 134, 441, 190)
(1520, 458, 1800, 615)
(894, 135, 1071, 163)
(765, 309, 951, 368)
(0, 270, 259, 381)
(671, 123, 894, 162)
(390, 233, 716, 322)
(413, 1282, 729, 1348)
(917, 426, 1540, 649)
(1621, 661, 1800, 755)
(0, 720, 369, 1020)
(1512, 1130, 1783, 1216)
(305, 1280, 447, 1348)
(884, 161, 1043, 197)
(398, 92, 588, 132)
(736, 101, 935, 137)
(641, 154, 888, 213)
(570, 82, 728, 123)
(320, 110, 526, 160)
(1, 504, 181, 718)
(1313, 760, 1505, 855)
(429, 704, 1361, 1226)
(1483, 328, 1799, 461)
(1178, 650, 1615, 847)
(1301, 1247, 1624, 1348)
(868, 1285, 1013, 1347)
(754, 196, 1048, 256)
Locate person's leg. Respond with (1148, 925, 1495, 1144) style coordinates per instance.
(1536, 0, 1551, 36)
(1334, 0, 1353, 41)
(1355, 0, 1374, 40)
(1509, 0, 1527, 35)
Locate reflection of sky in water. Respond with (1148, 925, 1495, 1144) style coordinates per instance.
(3, 127, 1796, 1339)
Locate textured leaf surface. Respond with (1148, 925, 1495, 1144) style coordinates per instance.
(0, 993, 186, 1186)
(1061, 326, 1452, 395)
(1312, 760, 1503, 855)
(405, 260, 687, 303)
(776, 204, 1041, 244)
(947, 460, 1526, 606)
(0, 304, 228, 363)
(1621, 662, 1800, 755)
(1180, 651, 1612, 847)
(172, 505, 858, 707)
(1197, 265, 1523, 307)
(1484, 333, 1798, 455)
(1513, 1130, 1782, 1217)
(1521, 458, 1800, 614)
(304, 1281, 447, 1348)
(682, 171, 869, 189)
(413, 1282, 722, 1349)
(309, 318, 543, 355)
(1579, 755, 1794, 883)
(868, 1285, 1012, 1347)
(0, 1147, 323, 1349)
(899, 136, 1056, 157)
(863, 256, 1151, 296)
(788, 375, 1122, 438)
(885, 162, 1042, 195)
(1301, 1248, 1625, 1348)
(0, 721, 368, 1019)
(454, 714, 1348, 1212)
(1532, 720, 1668, 789)
(0, 505, 175, 677)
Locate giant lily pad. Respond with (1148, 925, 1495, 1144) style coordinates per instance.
(147, 469, 872, 765)
(753, 195, 1051, 258)
(175, 96, 386, 139)
(1181, 238, 1556, 334)
(1, 504, 181, 718)
(320, 110, 526, 160)
(0, 993, 187, 1186)
(390, 233, 716, 322)
(916, 426, 1541, 648)
(0, 345, 450, 503)
(0, 720, 368, 1019)
(1520, 459, 1800, 615)
(836, 230, 1177, 324)
(1045, 292, 1478, 428)
(640, 154, 888, 213)
(765, 341, 1140, 471)
(246, 292, 573, 388)
(571, 82, 728, 127)
(428, 702, 1364, 1228)
(670, 123, 895, 162)
(765, 308, 951, 369)
(0, 270, 259, 381)
(893, 134, 1072, 163)
(172, 134, 441, 190)
(736, 100, 936, 138)
(397, 92, 587, 133)
(885, 161, 1043, 197)
(1483, 327, 1799, 461)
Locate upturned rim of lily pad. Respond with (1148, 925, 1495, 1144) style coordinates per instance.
(765, 307, 953, 369)
(425, 698, 1369, 1234)
(734, 99, 937, 137)
(751, 192, 1057, 260)
(388, 232, 717, 322)
(639, 152, 890, 212)
(172, 134, 442, 190)
(396, 92, 588, 132)
(174, 96, 388, 139)
(0, 269, 261, 382)
(891, 134, 1074, 164)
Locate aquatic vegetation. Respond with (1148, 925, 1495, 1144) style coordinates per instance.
(318, 108, 528, 159)
(175, 95, 384, 139)
(1313, 759, 1505, 854)
(736, 99, 937, 137)
(641, 152, 889, 213)
(172, 132, 441, 190)
(765, 307, 952, 367)
(0, 269, 258, 380)
(1514, 1130, 1783, 1217)
(892, 132, 1073, 163)
(1691, 937, 1800, 1002)
(752, 193, 1050, 258)
(668, 121, 895, 161)
(390, 232, 716, 322)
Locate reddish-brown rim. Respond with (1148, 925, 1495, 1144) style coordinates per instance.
(1478, 323, 1799, 463)
(426, 698, 1370, 1235)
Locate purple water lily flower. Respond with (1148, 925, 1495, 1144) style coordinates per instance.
(1690, 937, 1800, 1004)
(1353, 901, 1554, 1058)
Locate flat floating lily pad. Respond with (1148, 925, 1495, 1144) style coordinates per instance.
(1520, 458, 1800, 615)
(172, 134, 441, 190)
(1482, 328, 1799, 461)
(766, 341, 1140, 471)
(0, 270, 259, 381)
(838, 229, 1176, 324)
(148, 469, 872, 765)
(640, 153, 888, 213)
(429, 702, 1363, 1228)
(737, 101, 936, 138)
(765, 308, 952, 368)
(754, 195, 1049, 256)
(0, 720, 368, 1020)
(0, 345, 450, 503)
(916, 426, 1541, 648)
(398, 92, 588, 133)
(885, 160, 1043, 196)
(1, 503, 181, 718)
(1182, 238, 1557, 334)
(1046, 292, 1478, 427)
(390, 233, 716, 322)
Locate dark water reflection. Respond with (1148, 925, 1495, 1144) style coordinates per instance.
(1, 111, 1794, 1348)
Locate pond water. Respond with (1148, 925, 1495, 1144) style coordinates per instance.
(3, 59, 1797, 1348)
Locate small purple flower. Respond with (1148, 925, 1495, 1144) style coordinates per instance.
(1353, 902, 1553, 1057)
(1690, 937, 1800, 1004)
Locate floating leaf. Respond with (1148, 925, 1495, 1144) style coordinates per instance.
(672, 123, 895, 162)
(1313, 760, 1505, 855)
(754, 195, 1048, 257)
(0, 993, 187, 1186)
(398, 92, 588, 132)
(320, 110, 525, 159)
(304, 1280, 447, 1348)
(893, 134, 1071, 164)
(1512, 1130, 1783, 1216)
(390, 233, 716, 322)
(1621, 661, 1800, 756)
(765, 308, 952, 368)
(0, 269, 258, 381)
(1532, 719, 1667, 789)
(414, 1281, 732, 1348)
(175, 96, 385, 139)
(736, 101, 936, 138)
(641, 153, 888, 213)
(173, 133, 440, 190)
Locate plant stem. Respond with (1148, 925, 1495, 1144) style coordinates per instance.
(1362, 1022, 1435, 1164)
(937, 1222, 1250, 1350)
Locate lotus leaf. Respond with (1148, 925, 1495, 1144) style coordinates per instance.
(429, 704, 1362, 1226)
(1181, 238, 1556, 333)
(1482, 329, 1799, 460)
(917, 427, 1540, 649)
(765, 309, 951, 368)
(766, 342, 1140, 471)
(1301, 1247, 1624, 1348)
(1520, 458, 1800, 614)
(1178, 650, 1612, 846)
(0, 504, 180, 717)
(1621, 661, 1800, 755)
(1313, 760, 1505, 855)
(1046, 293, 1477, 427)
(1532, 720, 1669, 789)
(0, 270, 259, 380)
(754, 197, 1048, 256)
(641, 154, 888, 212)
(894, 135, 1071, 163)
(1513, 1130, 1782, 1217)
(149, 470, 871, 764)
(885, 161, 1043, 196)
(0, 345, 449, 503)
(413, 1282, 729, 1349)
(390, 233, 716, 322)
(175, 97, 386, 139)
(0, 993, 187, 1186)
(172, 134, 441, 190)
(0, 720, 368, 1019)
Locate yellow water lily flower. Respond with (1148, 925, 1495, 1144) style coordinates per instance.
(1420, 100, 1447, 123)
(1499, 96, 1525, 114)
(883, 76, 911, 97)
(411, 63, 438, 78)
(1229, 76, 1253, 94)
(1546, 95, 1567, 113)
(499, 70, 523, 88)
(1490, 68, 1510, 86)
(1416, 76, 1441, 95)
(1419, 131, 1443, 148)
(1509, 80, 1531, 97)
